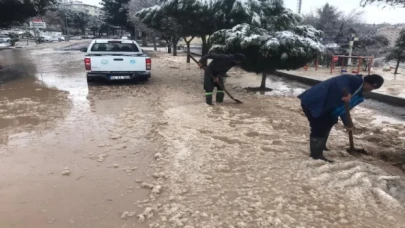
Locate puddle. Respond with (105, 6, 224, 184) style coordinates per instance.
(0, 77, 71, 137)
(0, 50, 72, 136)
(260, 76, 307, 96)
(0, 49, 36, 83)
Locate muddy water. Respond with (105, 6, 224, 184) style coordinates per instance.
(0, 48, 156, 228)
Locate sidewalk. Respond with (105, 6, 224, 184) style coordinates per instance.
(279, 67, 405, 98)
(277, 67, 405, 107)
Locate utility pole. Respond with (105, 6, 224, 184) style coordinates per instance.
(347, 33, 359, 65)
(297, 0, 302, 14)
(65, 15, 69, 41)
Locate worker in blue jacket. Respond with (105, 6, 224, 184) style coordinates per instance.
(298, 74, 384, 162)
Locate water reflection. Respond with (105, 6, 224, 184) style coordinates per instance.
(0, 49, 36, 83)
(0, 77, 70, 130)
(0, 49, 72, 145)
(87, 84, 139, 114)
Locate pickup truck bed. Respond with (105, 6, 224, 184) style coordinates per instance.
(83, 39, 151, 82)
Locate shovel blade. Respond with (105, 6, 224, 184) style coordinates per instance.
(346, 148, 368, 155)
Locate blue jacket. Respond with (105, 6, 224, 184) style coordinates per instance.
(298, 74, 364, 125)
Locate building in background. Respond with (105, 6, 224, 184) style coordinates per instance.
(59, 1, 103, 18)
(377, 26, 404, 47)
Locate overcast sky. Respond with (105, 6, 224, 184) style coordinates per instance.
(81, 0, 405, 24)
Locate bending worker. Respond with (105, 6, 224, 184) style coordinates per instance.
(298, 74, 384, 163)
(198, 53, 245, 105)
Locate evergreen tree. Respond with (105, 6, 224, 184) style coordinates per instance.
(315, 3, 341, 39)
(0, 0, 37, 28)
(161, 0, 207, 61)
(127, 0, 160, 48)
(302, 4, 364, 44)
(51, 7, 91, 35)
(138, 0, 256, 59)
(136, 5, 181, 55)
(33, 0, 58, 19)
(386, 30, 405, 74)
(88, 16, 103, 36)
(137, 0, 323, 89)
(101, 0, 131, 30)
(210, 0, 324, 90)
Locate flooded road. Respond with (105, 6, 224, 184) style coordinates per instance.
(1, 45, 405, 228)
(0, 46, 155, 228)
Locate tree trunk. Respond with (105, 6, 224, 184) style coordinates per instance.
(186, 42, 191, 62)
(153, 33, 157, 51)
(168, 43, 172, 53)
(201, 35, 210, 66)
(260, 72, 267, 89)
(142, 31, 147, 47)
(172, 37, 178, 56)
(394, 59, 400, 74)
(201, 35, 209, 56)
(183, 37, 194, 63)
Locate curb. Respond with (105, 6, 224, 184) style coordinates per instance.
(274, 71, 405, 107)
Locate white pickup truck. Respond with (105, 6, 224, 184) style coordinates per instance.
(81, 39, 151, 82)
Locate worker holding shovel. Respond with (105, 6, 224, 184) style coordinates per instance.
(298, 74, 384, 163)
(197, 53, 245, 105)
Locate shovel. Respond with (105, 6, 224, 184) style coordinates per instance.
(189, 54, 243, 104)
(343, 88, 367, 155)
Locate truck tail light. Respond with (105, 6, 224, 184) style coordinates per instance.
(84, 57, 91, 71)
(146, 58, 151, 70)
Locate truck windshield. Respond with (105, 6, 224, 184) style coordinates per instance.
(90, 43, 140, 52)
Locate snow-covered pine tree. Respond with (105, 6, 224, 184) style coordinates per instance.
(136, 5, 182, 55)
(210, 0, 324, 90)
(127, 0, 160, 48)
(162, 0, 206, 62)
(137, 0, 255, 60)
(163, 0, 253, 60)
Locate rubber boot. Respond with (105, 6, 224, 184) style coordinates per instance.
(216, 91, 224, 103)
(310, 137, 334, 163)
(206, 94, 213, 105)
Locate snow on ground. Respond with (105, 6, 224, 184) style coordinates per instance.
(106, 53, 405, 228)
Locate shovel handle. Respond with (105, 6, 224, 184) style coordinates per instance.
(343, 88, 355, 150)
(188, 54, 239, 102)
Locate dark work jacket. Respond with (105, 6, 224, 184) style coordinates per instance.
(298, 74, 364, 124)
(199, 54, 236, 76)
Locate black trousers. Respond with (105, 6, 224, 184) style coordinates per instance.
(302, 105, 338, 138)
(204, 71, 224, 93)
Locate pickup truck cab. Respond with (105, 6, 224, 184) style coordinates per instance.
(82, 39, 151, 82)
